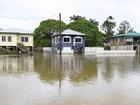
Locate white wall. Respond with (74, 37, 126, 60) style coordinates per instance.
(85, 47, 104, 54)
(62, 47, 73, 54)
(17, 34, 33, 46)
(0, 34, 17, 46)
(111, 46, 133, 50)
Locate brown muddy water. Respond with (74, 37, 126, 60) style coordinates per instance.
(0, 53, 140, 105)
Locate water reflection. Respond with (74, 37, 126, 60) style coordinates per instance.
(1, 53, 140, 105)
(34, 53, 139, 85)
(0, 56, 34, 76)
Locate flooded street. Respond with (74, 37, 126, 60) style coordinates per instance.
(0, 53, 140, 105)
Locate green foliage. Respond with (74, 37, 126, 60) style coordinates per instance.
(34, 19, 67, 47)
(101, 16, 116, 40)
(68, 18, 103, 47)
(70, 15, 85, 21)
(104, 45, 111, 50)
(117, 20, 134, 34)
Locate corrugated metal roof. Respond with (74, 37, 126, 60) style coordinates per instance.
(53, 29, 85, 36)
(0, 28, 33, 35)
(61, 29, 85, 35)
(112, 32, 140, 37)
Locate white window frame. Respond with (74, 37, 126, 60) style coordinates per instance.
(21, 37, 28, 42)
(74, 36, 83, 43)
(63, 36, 71, 43)
(73, 36, 83, 46)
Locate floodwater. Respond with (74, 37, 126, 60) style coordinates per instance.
(0, 53, 140, 105)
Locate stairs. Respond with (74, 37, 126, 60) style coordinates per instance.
(0, 47, 11, 52)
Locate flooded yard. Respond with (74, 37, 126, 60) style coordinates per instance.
(0, 53, 140, 105)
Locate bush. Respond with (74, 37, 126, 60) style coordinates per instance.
(104, 45, 111, 50)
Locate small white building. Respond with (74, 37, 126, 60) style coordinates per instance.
(0, 28, 34, 52)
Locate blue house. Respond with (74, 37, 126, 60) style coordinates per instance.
(52, 29, 86, 53)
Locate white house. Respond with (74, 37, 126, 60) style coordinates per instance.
(0, 28, 34, 52)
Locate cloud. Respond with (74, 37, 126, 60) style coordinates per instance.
(0, 0, 140, 32)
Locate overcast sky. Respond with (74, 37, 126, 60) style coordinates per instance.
(0, 0, 140, 32)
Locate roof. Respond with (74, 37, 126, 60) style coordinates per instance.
(112, 32, 140, 37)
(62, 29, 85, 35)
(53, 29, 85, 36)
(0, 28, 34, 35)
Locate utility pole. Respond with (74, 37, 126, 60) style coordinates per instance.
(59, 13, 62, 55)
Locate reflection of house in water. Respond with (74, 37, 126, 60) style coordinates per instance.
(97, 56, 134, 82)
(0, 56, 34, 75)
(35, 53, 98, 85)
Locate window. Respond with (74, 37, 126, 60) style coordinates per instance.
(75, 38, 82, 42)
(63, 36, 71, 43)
(64, 38, 70, 42)
(2, 36, 6, 42)
(21, 37, 24, 42)
(21, 37, 28, 42)
(25, 37, 28, 42)
(8, 36, 12, 42)
(74, 37, 82, 43)
(127, 42, 132, 45)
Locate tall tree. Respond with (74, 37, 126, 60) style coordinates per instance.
(34, 19, 67, 47)
(101, 16, 116, 40)
(117, 20, 134, 34)
(68, 17, 103, 47)
(69, 15, 85, 21)
(89, 19, 99, 26)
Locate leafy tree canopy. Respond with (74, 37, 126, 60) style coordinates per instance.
(117, 20, 134, 34)
(69, 15, 85, 21)
(101, 16, 116, 40)
(34, 19, 67, 47)
(68, 17, 103, 47)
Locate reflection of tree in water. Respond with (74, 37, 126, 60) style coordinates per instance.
(97, 56, 134, 82)
(34, 54, 98, 84)
(69, 56, 98, 84)
(117, 56, 134, 78)
(100, 57, 114, 82)
(34, 53, 65, 84)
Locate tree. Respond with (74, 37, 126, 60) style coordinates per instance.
(101, 16, 116, 40)
(34, 19, 67, 47)
(68, 17, 103, 47)
(69, 15, 85, 21)
(117, 20, 134, 34)
(89, 19, 99, 26)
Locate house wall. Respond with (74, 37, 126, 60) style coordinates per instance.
(52, 35, 85, 53)
(0, 33, 17, 46)
(111, 45, 133, 50)
(0, 33, 33, 47)
(17, 34, 33, 47)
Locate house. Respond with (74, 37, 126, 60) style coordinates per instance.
(110, 32, 140, 51)
(51, 29, 86, 54)
(0, 28, 34, 53)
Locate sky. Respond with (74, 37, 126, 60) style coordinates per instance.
(0, 0, 140, 32)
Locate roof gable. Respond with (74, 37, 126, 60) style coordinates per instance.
(61, 29, 85, 36)
(53, 29, 85, 37)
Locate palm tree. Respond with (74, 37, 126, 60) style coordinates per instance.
(70, 15, 85, 21)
